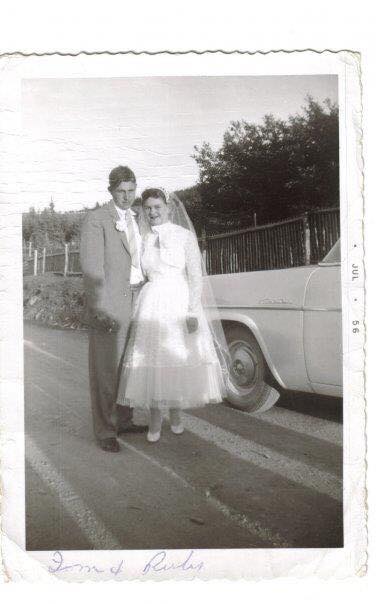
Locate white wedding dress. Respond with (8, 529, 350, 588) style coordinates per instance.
(117, 221, 226, 409)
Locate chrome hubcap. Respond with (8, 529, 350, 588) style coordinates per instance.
(229, 341, 257, 391)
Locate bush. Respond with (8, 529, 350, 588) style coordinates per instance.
(23, 274, 86, 329)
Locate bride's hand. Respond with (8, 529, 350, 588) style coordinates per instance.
(92, 310, 118, 333)
(186, 316, 198, 333)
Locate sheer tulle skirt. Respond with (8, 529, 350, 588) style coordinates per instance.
(117, 275, 226, 409)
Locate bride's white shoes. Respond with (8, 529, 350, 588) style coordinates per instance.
(147, 409, 162, 443)
(169, 409, 184, 435)
(147, 429, 161, 442)
(147, 422, 184, 440)
(147, 409, 184, 441)
(170, 423, 184, 435)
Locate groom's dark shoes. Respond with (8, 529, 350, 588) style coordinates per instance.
(99, 437, 120, 452)
(117, 422, 148, 435)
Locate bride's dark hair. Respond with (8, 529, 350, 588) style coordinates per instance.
(141, 188, 167, 204)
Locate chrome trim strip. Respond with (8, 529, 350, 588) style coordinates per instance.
(214, 305, 341, 312)
(214, 304, 300, 311)
(304, 306, 341, 312)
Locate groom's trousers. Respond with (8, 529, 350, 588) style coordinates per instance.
(88, 289, 140, 440)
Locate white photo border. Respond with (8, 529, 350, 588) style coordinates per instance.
(0, 50, 366, 581)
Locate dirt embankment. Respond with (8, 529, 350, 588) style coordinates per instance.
(23, 274, 87, 330)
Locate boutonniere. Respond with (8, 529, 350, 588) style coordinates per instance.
(115, 219, 127, 232)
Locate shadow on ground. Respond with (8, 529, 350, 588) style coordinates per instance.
(276, 391, 342, 423)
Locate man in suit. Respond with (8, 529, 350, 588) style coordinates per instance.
(80, 165, 147, 452)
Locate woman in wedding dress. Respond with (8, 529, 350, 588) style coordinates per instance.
(116, 187, 229, 442)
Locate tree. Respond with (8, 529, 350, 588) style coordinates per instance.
(192, 97, 339, 230)
(173, 185, 205, 234)
(22, 205, 85, 250)
(22, 207, 36, 244)
(61, 212, 83, 243)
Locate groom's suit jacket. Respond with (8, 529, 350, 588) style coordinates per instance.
(80, 200, 140, 439)
(80, 199, 137, 331)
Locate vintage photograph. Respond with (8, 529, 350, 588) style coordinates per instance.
(20, 73, 344, 553)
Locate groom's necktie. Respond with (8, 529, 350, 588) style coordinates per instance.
(125, 210, 141, 269)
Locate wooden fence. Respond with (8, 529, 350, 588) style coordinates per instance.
(200, 208, 340, 274)
(23, 244, 81, 277)
(24, 207, 340, 277)
(308, 208, 340, 265)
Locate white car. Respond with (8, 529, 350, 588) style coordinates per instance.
(207, 239, 342, 412)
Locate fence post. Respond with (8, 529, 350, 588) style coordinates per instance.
(201, 227, 207, 270)
(42, 247, 46, 274)
(33, 249, 38, 276)
(64, 243, 69, 277)
(303, 213, 311, 265)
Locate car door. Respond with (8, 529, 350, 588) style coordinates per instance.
(302, 240, 342, 394)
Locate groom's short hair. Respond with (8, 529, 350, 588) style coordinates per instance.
(108, 165, 136, 191)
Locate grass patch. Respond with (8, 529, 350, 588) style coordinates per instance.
(23, 274, 87, 330)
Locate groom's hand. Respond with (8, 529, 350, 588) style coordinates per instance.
(186, 316, 199, 333)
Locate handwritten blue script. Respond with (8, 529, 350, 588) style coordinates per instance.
(142, 550, 204, 575)
(49, 551, 124, 576)
(48, 549, 204, 577)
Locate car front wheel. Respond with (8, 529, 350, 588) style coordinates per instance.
(224, 323, 279, 413)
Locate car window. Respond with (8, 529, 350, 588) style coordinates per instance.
(321, 239, 341, 264)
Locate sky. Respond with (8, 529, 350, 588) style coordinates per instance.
(21, 75, 338, 211)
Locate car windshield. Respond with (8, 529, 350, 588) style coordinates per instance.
(321, 239, 341, 264)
